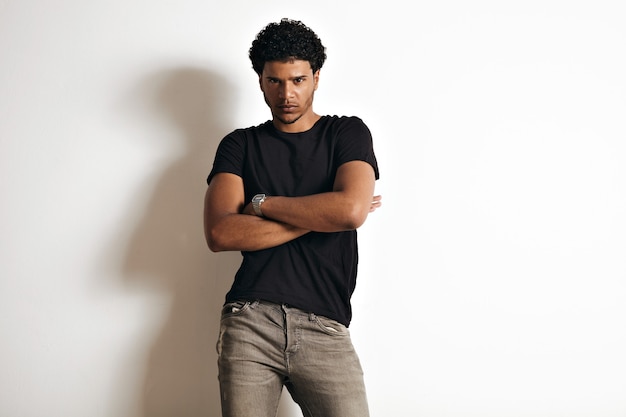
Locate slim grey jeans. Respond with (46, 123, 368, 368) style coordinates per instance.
(216, 299, 370, 417)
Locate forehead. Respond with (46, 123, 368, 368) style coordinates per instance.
(261, 59, 313, 77)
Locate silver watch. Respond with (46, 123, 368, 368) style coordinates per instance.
(251, 193, 266, 217)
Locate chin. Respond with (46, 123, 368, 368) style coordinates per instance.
(276, 114, 302, 125)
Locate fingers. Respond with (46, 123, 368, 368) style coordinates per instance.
(369, 195, 382, 212)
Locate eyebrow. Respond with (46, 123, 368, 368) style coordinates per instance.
(265, 74, 309, 80)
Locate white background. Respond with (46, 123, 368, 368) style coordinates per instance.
(1, 1, 625, 416)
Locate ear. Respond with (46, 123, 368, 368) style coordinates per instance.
(313, 70, 320, 91)
(258, 74, 263, 91)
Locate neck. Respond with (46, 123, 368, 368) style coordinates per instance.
(273, 112, 321, 133)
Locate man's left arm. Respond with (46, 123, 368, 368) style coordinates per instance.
(242, 160, 381, 232)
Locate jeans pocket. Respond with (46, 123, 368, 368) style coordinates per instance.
(314, 315, 348, 336)
(221, 300, 251, 318)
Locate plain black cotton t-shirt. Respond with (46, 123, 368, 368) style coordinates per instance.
(207, 115, 379, 327)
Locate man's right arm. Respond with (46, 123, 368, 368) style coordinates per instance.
(203, 172, 310, 252)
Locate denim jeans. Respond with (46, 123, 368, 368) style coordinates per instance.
(216, 300, 370, 417)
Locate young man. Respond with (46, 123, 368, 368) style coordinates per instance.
(204, 18, 381, 417)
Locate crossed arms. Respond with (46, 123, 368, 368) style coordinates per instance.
(203, 160, 382, 252)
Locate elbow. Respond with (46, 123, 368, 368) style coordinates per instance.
(346, 215, 368, 230)
(208, 235, 231, 253)
(207, 240, 223, 253)
(342, 202, 370, 230)
(205, 227, 228, 252)
(207, 239, 226, 253)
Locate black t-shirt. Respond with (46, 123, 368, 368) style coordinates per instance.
(207, 115, 379, 326)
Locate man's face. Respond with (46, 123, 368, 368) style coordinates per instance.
(259, 59, 320, 132)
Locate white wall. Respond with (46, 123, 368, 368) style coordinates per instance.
(1, 1, 625, 416)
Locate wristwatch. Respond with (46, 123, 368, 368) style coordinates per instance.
(251, 193, 267, 217)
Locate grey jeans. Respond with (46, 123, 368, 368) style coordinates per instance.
(216, 300, 370, 417)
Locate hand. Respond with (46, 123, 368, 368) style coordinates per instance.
(370, 195, 382, 213)
(241, 202, 255, 216)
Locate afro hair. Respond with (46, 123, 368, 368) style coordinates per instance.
(249, 18, 327, 75)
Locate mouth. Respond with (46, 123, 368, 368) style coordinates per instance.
(278, 104, 297, 113)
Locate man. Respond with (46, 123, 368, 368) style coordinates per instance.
(204, 18, 381, 417)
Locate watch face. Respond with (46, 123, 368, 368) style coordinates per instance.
(252, 194, 266, 216)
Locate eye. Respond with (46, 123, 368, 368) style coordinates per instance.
(294, 77, 304, 84)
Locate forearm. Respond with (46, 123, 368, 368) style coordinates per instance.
(204, 174, 310, 252)
(204, 162, 379, 252)
(250, 161, 378, 232)
(253, 192, 370, 233)
(205, 212, 309, 252)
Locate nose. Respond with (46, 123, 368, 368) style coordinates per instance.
(279, 82, 294, 99)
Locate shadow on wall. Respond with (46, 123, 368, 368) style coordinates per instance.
(121, 67, 239, 417)
(120, 66, 301, 417)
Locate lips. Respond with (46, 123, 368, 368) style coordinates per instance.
(279, 105, 297, 113)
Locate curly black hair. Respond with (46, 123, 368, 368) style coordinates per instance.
(249, 18, 327, 75)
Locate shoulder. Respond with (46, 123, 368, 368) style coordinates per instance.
(319, 115, 372, 140)
(218, 121, 273, 147)
(318, 115, 370, 136)
(322, 115, 367, 127)
(226, 120, 272, 137)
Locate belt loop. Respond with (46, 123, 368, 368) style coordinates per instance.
(308, 312, 316, 321)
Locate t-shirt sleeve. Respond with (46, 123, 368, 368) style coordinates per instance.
(335, 117, 380, 180)
(206, 132, 245, 185)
